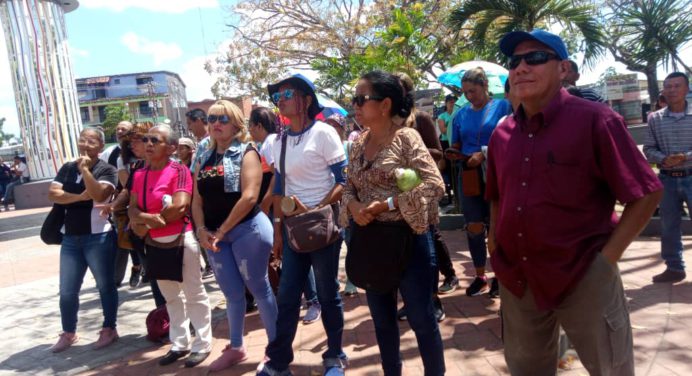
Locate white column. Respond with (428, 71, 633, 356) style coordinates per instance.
(0, 0, 81, 179)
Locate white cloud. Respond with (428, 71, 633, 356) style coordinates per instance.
(68, 44, 90, 58)
(79, 0, 219, 13)
(0, 28, 20, 136)
(120, 32, 183, 66)
(179, 56, 216, 101)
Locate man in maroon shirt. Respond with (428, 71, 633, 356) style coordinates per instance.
(486, 29, 662, 375)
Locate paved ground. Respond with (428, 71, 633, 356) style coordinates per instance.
(1, 206, 691, 375)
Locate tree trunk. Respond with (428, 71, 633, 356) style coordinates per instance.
(645, 67, 659, 105)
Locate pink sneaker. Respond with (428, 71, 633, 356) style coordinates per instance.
(208, 345, 247, 372)
(93, 328, 119, 350)
(50, 332, 79, 353)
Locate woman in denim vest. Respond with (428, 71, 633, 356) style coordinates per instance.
(191, 100, 277, 372)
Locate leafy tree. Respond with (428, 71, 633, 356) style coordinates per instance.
(602, 0, 692, 102)
(208, 0, 465, 103)
(448, 0, 606, 67)
(101, 105, 130, 142)
(0, 118, 15, 146)
(207, 0, 375, 100)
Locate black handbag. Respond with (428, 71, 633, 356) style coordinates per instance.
(141, 168, 185, 282)
(41, 204, 65, 245)
(279, 132, 340, 253)
(346, 220, 414, 293)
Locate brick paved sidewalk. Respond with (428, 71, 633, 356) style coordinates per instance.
(1, 207, 691, 375)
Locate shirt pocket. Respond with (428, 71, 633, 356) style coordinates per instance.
(545, 153, 584, 208)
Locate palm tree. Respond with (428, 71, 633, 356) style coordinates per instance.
(448, 0, 605, 66)
(605, 0, 692, 102)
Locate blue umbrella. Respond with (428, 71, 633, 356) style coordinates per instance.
(437, 61, 509, 108)
(316, 94, 348, 118)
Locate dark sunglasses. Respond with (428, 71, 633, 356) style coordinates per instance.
(508, 51, 561, 69)
(351, 94, 384, 107)
(207, 114, 231, 124)
(271, 89, 296, 104)
(141, 136, 163, 145)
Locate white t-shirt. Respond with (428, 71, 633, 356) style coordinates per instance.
(272, 121, 345, 208)
(260, 133, 277, 167)
(99, 144, 119, 165)
(17, 162, 29, 178)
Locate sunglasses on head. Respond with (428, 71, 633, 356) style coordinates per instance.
(207, 114, 231, 124)
(351, 94, 384, 107)
(508, 51, 561, 69)
(271, 89, 296, 104)
(140, 136, 163, 145)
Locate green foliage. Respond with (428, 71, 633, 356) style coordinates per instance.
(311, 1, 465, 103)
(448, 0, 606, 67)
(603, 0, 692, 101)
(101, 105, 130, 142)
(0, 117, 15, 146)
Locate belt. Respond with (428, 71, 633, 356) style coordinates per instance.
(660, 169, 692, 177)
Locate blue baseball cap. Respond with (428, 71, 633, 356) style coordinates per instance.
(267, 73, 324, 120)
(499, 29, 569, 60)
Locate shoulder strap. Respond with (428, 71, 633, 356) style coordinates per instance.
(142, 167, 149, 212)
(280, 132, 288, 196)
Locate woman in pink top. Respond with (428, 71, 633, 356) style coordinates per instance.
(128, 124, 212, 368)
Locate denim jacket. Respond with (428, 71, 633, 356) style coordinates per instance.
(197, 140, 250, 193)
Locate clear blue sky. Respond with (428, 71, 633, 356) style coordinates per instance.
(0, 0, 238, 135)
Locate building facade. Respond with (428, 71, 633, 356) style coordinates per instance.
(77, 70, 188, 136)
(187, 96, 254, 120)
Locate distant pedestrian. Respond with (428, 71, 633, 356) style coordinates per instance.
(2, 155, 30, 210)
(185, 108, 214, 279)
(447, 67, 512, 298)
(176, 137, 196, 168)
(488, 29, 662, 375)
(644, 72, 692, 283)
(0, 157, 11, 200)
(563, 60, 606, 103)
(47, 127, 119, 353)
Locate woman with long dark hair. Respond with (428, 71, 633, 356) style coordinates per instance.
(343, 70, 446, 375)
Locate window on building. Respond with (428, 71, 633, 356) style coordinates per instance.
(97, 106, 106, 122)
(139, 101, 152, 116)
(136, 77, 153, 85)
(113, 78, 120, 85)
(80, 107, 90, 123)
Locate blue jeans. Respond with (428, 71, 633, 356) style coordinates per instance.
(3, 177, 27, 207)
(659, 174, 692, 271)
(303, 267, 318, 304)
(459, 174, 489, 268)
(207, 213, 278, 347)
(365, 231, 445, 376)
(59, 231, 118, 333)
(265, 232, 346, 371)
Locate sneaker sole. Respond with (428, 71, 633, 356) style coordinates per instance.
(438, 286, 458, 295)
(466, 287, 489, 297)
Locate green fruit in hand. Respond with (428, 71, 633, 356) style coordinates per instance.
(395, 168, 422, 192)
